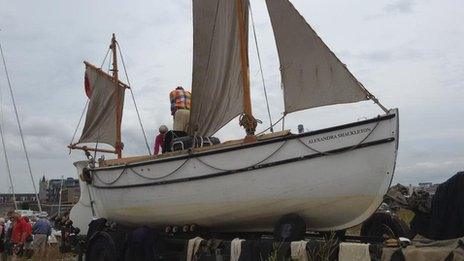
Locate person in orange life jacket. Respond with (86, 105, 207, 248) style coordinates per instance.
(153, 125, 168, 155)
(169, 86, 191, 132)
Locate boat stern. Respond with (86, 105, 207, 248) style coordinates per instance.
(69, 160, 96, 236)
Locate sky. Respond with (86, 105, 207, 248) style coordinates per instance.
(0, 0, 463, 193)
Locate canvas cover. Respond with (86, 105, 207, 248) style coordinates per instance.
(78, 64, 124, 148)
(189, 0, 248, 136)
(266, 0, 369, 113)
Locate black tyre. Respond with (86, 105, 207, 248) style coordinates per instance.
(86, 235, 117, 261)
(273, 213, 306, 242)
(361, 212, 411, 239)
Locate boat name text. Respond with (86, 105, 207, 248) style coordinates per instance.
(307, 127, 371, 144)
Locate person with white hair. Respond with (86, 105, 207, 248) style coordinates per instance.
(153, 125, 169, 155)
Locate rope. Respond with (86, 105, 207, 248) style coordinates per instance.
(0, 43, 42, 212)
(249, 1, 273, 132)
(256, 114, 285, 135)
(0, 72, 17, 210)
(68, 100, 88, 152)
(195, 139, 288, 172)
(93, 158, 189, 184)
(93, 167, 127, 185)
(129, 158, 189, 180)
(116, 42, 151, 155)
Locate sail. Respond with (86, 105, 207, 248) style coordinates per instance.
(266, 0, 369, 113)
(78, 62, 125, 148)
(189, 0, 248, 136)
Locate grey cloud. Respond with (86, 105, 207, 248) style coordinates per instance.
(384, 0, 416, 14)
(339, 48, 424, 63)
(364, 0, 417, 20)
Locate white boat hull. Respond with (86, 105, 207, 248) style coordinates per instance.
(71, 109, 399, 235)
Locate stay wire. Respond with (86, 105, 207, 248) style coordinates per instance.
(249, 1, 273, 132)
(0, 71, 17, 210)
(68, 100, 88, 150)
(116, 41, 151, 155)
(256, 114, 285, 136)
(0, 43, 42, 212)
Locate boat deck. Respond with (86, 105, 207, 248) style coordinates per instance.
(99, 130, 291, 167)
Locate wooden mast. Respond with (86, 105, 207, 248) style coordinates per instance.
(236, 0, 256, 142)
(110, 33, 123, 158)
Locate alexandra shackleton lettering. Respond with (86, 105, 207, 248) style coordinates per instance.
(308, 128, 371, 144)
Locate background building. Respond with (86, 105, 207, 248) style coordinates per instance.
(39, 176, 80, 205)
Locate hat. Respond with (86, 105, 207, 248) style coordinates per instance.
(159, 125, 168, 133)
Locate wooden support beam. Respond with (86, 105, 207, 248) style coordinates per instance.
(68, 144, 117, 154)
(83, 61, 130, 89)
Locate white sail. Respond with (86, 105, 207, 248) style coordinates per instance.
(189, 0, 248, 136)
(266, 0, 369, 113)
(78, 63, 125, 148)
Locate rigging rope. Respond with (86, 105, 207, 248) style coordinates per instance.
(0, 72, 17, 210)
(0, 43, 42, 212)
(68, 100, 88, 150)
(116, 42, 151, 155)
(249, 1, 274, 133)
(256, 114, 285, 135)
(195, 139, 288, 171)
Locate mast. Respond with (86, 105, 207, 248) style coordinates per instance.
(236, 0, 257, 141)
(110, 33, 123, 158)
(58, 175, 64, 215)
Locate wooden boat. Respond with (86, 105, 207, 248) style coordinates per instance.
(69, 0, 399, 235)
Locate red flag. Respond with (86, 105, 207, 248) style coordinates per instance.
(84, 72, 92, 98)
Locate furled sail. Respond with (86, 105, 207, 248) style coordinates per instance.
(189, 0, 248, 136)
(266, 0, 369, 114)
(78, 62, 126, 148)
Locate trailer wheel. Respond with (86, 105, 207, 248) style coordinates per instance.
(273, 213, 306, 242)
(86, 234, 117, 261)
(361, 212, 411, 239)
